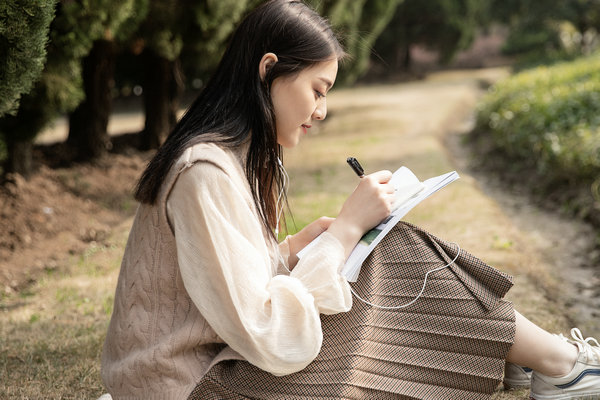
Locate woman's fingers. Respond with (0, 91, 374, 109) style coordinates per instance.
(362, 171, 395, 209)
(328, 170, 396, 256)
(343, 171, 393, 227)
(365, 169, 392, 184)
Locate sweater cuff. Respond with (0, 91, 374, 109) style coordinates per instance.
(290, 232, 352, 314)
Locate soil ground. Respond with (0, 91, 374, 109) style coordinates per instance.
(1, 67, 598, 399)
(0, 147, 151, 294)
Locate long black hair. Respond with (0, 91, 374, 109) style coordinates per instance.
(134, 0, 345, 237)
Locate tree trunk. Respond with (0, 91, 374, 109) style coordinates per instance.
(402, 44, 412, 70)
(395, 22, 412, 71)
(139, 51, 184, 150)
(67, 39, 116, 160)
(5, 139, 33, 178)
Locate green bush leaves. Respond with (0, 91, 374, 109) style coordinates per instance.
(474, 54, 600, 225)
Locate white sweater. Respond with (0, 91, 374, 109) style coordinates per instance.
(102, 142, 351, 399)
(167, 154, 352, 374)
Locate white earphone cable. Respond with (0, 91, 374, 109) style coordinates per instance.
(275, 158, 289, 237)
(275, 157, 460, 310)
(350, 242, 461, 310)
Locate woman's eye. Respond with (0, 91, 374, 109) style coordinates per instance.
(315, 90, 325, 99)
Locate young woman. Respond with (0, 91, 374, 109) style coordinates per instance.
(101, 1, 600, 399)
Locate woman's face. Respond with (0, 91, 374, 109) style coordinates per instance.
(270, 59, 338, 148)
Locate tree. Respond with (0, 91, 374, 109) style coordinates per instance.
(135, 0, 185, 150)
(485, 0, 600, 61)
(0, 0, 87, 177)
(373, 0, 486, 72)
(137, 0, 255, 150)
(565, 0, 600, 34)
(308, 0, 405, 84)
(488, 0, 565, 57)
(0, 0, 56, 118)
(66, 0, 149, 160)
(0, 1, 148, 176)
(180, 0, 263, 88)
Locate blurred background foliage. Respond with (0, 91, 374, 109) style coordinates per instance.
(1, 0, 600, 226)
(373, 0, 487, 71)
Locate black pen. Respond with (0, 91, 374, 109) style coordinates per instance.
(346, 157, 365, 178)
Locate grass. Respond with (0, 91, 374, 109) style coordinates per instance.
(1, 216, 130, 399)
(0, 69, 574, 399)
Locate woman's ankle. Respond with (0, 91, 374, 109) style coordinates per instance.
(540, 342, 578, 378)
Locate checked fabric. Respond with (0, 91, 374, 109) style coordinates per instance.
(189, 222, 516, 400)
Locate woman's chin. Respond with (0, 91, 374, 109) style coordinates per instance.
(279, 141, 298, 149)
(277, 133, 302, 148)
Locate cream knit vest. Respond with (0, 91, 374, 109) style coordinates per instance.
(102, 144, 260, 400)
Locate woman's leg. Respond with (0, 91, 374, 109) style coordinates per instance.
(506, 310, 578, 377)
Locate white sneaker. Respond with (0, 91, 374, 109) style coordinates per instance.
(504, 362, 533, 389)
(530, 328, 600, 400)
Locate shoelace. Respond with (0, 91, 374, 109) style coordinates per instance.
(569, 327, 600, 363)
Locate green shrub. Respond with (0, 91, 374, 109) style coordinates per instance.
(473, 54, 600, 225)
(0, 1, 56, 118)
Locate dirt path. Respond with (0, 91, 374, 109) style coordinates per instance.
(2, 67, 598, 399)
(448, 115, 600, 338)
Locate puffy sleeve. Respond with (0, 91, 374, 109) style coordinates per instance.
(167, 162, 352, 376)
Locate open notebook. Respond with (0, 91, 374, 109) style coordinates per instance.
(297, 167, 459, 281)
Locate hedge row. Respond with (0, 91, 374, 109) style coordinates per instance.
(473, 54, 600, 226)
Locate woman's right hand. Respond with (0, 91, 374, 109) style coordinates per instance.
(326, 170, 395, 258)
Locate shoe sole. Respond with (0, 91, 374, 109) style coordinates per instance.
(530, 393, 600, 400)
(504, 377, 531, 390)
(504, 381, 530, 390)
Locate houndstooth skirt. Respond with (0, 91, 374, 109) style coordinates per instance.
(189, 222, 516, 400)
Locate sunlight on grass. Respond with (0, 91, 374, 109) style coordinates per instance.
(285, 192, 348, 234)
(0, 222, 126, 399)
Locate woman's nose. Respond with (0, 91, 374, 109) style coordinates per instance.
(312, 100, 327, 120)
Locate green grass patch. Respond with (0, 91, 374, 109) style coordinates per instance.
(1, 317, 107, 399)
(0, 225, 129, 399)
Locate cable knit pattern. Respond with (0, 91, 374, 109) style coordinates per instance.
(102, 146, 241, 400)
(101, 143, 351, 399)
(102, 209, 216, 398)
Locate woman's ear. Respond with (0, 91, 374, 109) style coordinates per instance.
(259, 52, 278, 81)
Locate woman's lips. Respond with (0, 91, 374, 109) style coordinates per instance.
(301, 124, 311, 134)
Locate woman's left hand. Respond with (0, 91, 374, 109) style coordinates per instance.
(286, 216, 334, 269)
